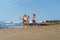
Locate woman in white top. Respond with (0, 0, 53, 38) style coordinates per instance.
(22, 14, 30, 28)
(32, 13, 36, 27)
(22, 14, 27, 26)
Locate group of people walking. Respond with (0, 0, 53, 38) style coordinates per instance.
(22, 13, 36, 28)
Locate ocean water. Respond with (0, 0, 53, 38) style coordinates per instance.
(0, 23, 23, 29)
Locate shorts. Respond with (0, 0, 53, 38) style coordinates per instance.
(32, 20, 36, 25)
(23, 20, 28, 25)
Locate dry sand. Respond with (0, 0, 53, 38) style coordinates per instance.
(0, 24, 60, 40)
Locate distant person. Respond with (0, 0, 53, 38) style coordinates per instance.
(27, 15, 30, 27)
(32, 13, 36, 27)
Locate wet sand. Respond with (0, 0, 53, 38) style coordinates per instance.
(0, 24, 60, 40)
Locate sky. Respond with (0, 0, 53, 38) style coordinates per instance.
(0, 0, 60, 22)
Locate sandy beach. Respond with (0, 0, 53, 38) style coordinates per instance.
(0, 24, 60, 40)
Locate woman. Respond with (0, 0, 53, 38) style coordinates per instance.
(22, 14, 29, 28)
(27, 15, 30, 27)
(22, 14, 27, 27)
(32, 13, 36, 27)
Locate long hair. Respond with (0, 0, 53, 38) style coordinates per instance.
(33, 13, 36, 16)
